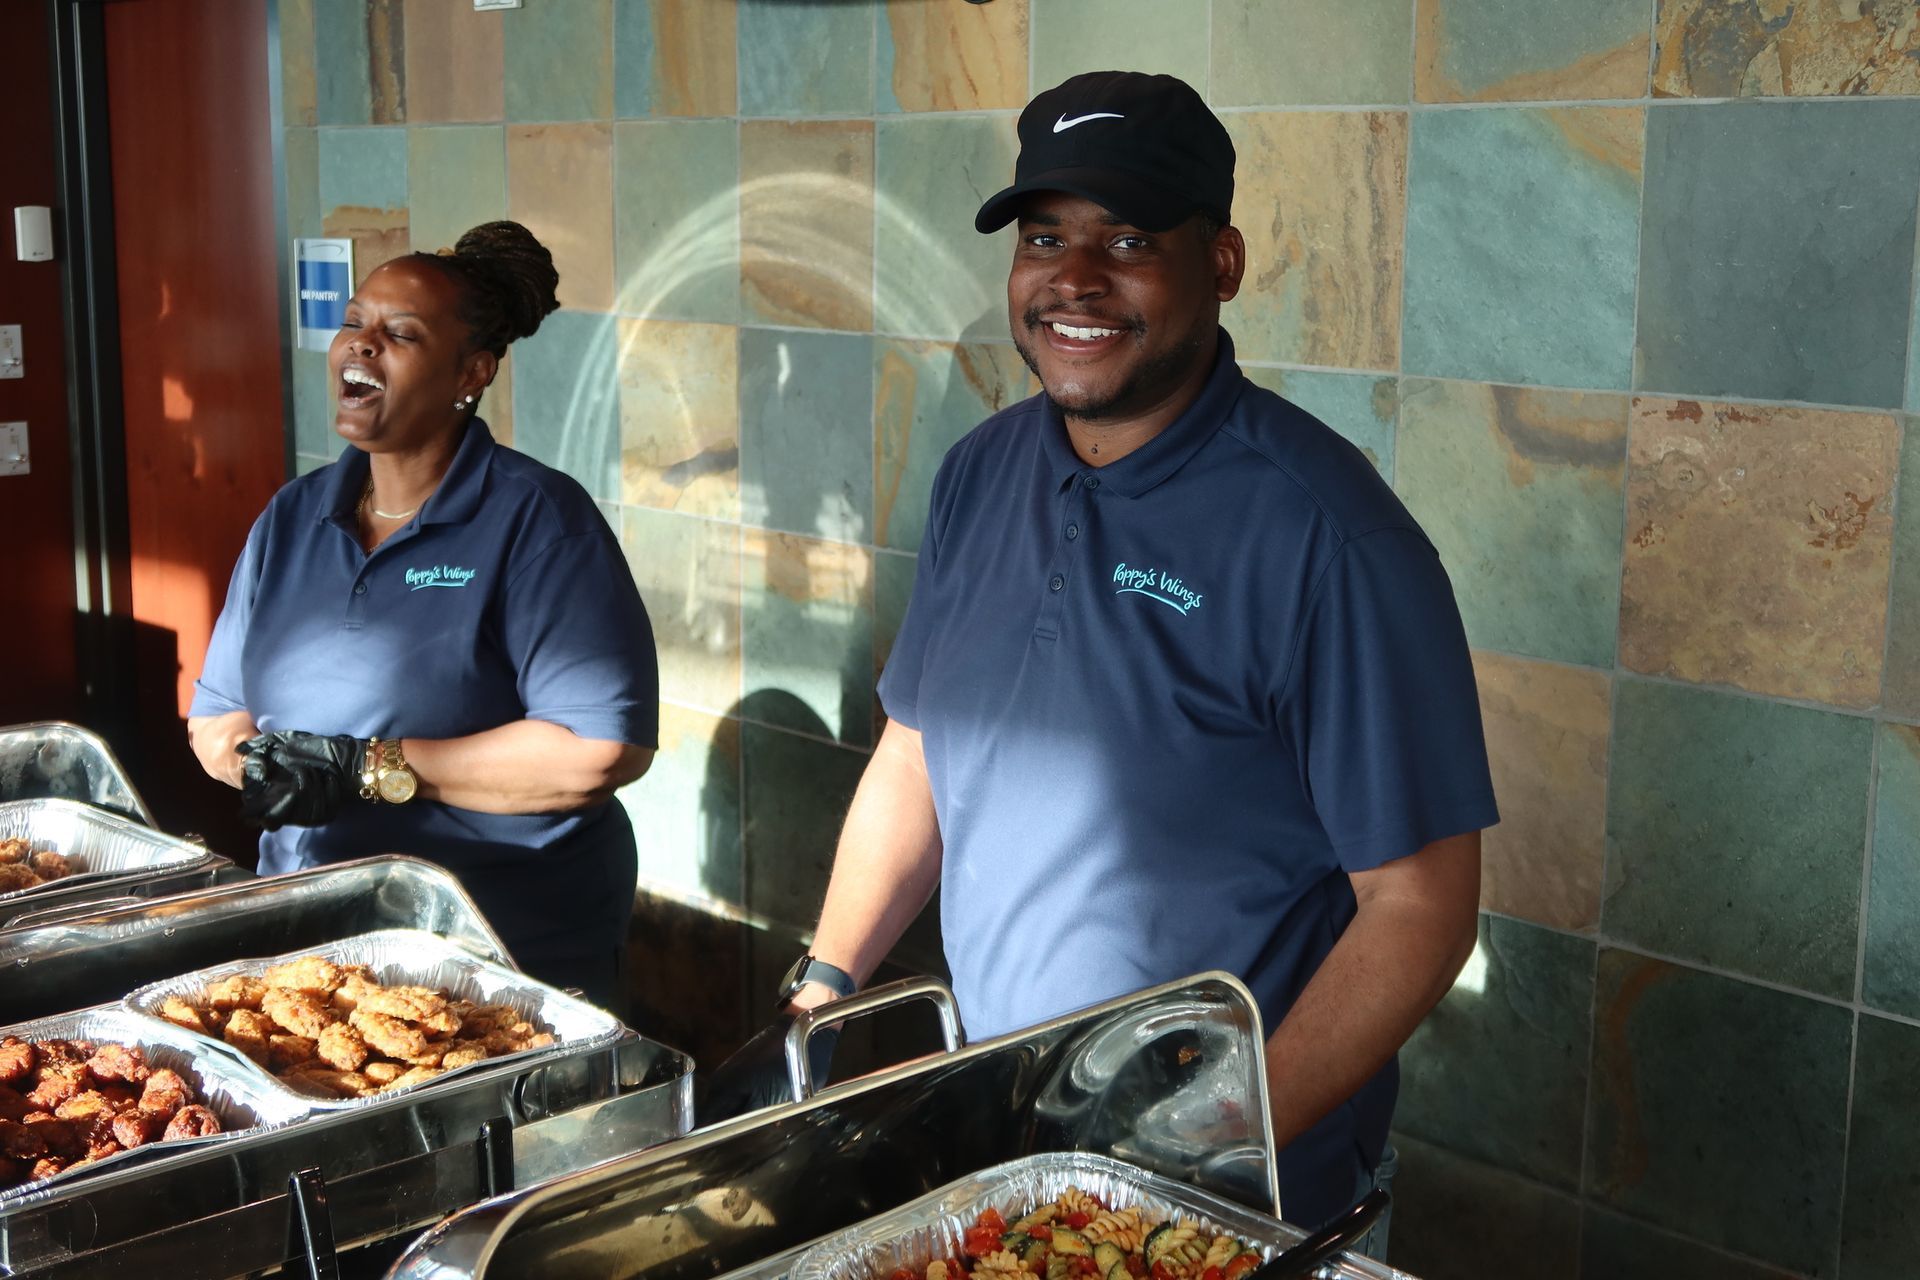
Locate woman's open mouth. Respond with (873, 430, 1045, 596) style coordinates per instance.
(339, 365, 384, 408)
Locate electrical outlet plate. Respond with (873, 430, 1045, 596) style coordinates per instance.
(0, 325, 21, 379)
(0, 423, 27, 476)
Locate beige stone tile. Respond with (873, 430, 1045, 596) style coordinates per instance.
(281, 0, 317, 127)
(648, 0, 737, 118)
(322, 206, 410, 286)
(621, 507, 741, 713)
(1416, 0, 1650, 102)
(507, 123, 614, 313)
(1221, 111, 1407, 370)
(1620, 397, 1900, 707)
(880, 0, 1029, 111)
(740, 121, 874, 332)
(367, 0, 405, 124)
(1655, 0, 1920, 97)
(617, 318, 740, 520)
(403, 0, 505, 122)
(1475, 651, 1611, 933)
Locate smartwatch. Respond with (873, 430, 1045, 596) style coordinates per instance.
(777, 954, 856, 1004)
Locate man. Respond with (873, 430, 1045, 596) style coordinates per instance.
(709, 71, 1496, 1229)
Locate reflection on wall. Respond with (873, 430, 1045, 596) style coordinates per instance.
(281, 3, 1920, 1276)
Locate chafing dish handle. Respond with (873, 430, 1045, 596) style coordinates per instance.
(784, 975, 966, 1102)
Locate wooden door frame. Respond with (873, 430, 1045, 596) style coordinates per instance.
(44, 0, 294, 740)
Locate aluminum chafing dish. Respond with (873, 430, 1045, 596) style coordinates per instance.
(0, 798, 229, 930)
(390, 973, 1289, 1280)
(0, 723, 154, 825)
(0, 861, 695, 1276)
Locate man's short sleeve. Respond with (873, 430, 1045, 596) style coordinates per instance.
(1280, 527, 1498, 872)
(189, 513, 268, 718)
(875, 455, 959, 731)
(501, 528, 659, 748)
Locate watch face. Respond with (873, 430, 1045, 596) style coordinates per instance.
(377, 768, 418, 804)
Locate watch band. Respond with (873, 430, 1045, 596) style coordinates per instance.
(778, 955, 856, 1003)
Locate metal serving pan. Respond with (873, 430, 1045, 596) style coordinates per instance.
(0, 1005, 309, 1213)
(0, 799, 222, 929)
(125, 928, 625, 1111)
(389, 973, 1281, 1280)
(0, 856, 510, 1025)
(0, 723, 154, 825)
(793, 1152, 1409, 1280)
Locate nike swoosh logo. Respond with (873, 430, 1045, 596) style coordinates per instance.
(1053, 112, 1124, 133)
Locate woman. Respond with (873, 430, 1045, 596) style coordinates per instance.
(187, 221, 657, 1010)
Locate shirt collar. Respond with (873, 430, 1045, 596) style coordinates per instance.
(317, 417, 497, 529)
(1036, 329, 1245, 498)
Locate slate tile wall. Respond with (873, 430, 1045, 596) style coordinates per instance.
(281, 4, 1920, 1275)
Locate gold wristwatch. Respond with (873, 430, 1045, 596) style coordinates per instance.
(360, 737, 419, 804)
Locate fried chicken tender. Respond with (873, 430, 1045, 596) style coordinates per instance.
(316, 1022, 370, 1072)
(439, 1042, 491, 1070)
(222, 1009, 276, 1067)
(262, 956, 345, 996)
(161, 1105, 221, 1139)
(261, 986, 335, 1039)
(329, 971, 380, 1016)
(52, 1091, 113, 1124)
(348, 1008, 430, 1062)
(0, 837, 27, 864)
(0, 1119, 46, 1159)
(0, 865, 40, 893)
(24, 1115, 82, 1159)
(25, 1061, 87, 1111)
(110, 1107, 169, 1150)
(204, 976, 267, 1011)
(139, 1069, 190, 1115)
(385, 1065, 445, 1092)
(28, 852, 71, 881)
(0, 1037, 35, 1086)
(85, 1042, 149, 1086)
(360, 1061, 404, 1085)
(283, 1067, 375, 1099)
(268, 1034, 319, 1070)
(0, 1085, 30, 1122)
(29, 1156, 68, 1181)
(156, 996, 214, 1037)
(353, 984, 461, 1037)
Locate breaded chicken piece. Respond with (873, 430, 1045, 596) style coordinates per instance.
(222, 1009, 276, 1066)
(157, 996, 214, 1037)
(262, 956, 344, 996)
(439, 1041, 492, 1070)
(52, 1091, 113, 1124)
(204, 976, 267, 1011)
(0, 1118, 46, 1159)
(315, 1022, 370, 1072)
(96, 1083, 140, 1112)
(261, 986, 335, 1039)
(110, 1107, 169, 1149)
(0, 1085, 31, 1122)
(347, 1008, 430, 1062)
(0, 1036, 35, 1086)
(0, 837, 28, 864)
(23, 1115, 82, 1159)
(268, 1034, 319, 1071)
(354, 985, 460, 1037)
(282, 1066, 375, 1099)
(139, 1068, 191, 1115)
(161, 1105, 221, 1139)
(384, 1065, 445, 1092)
(26, 1062, 88, 1111)
(29, 1156, 69, 1181)
(0, 865, 40, 893)
(329, 971, 380, 1016)
(28, 852, 71, 881)
(85, 1041, 149, 1086)
(360, 1061, 405, 1085)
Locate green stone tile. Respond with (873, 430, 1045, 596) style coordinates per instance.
(406, 126, 504, 254)
(281, 0, 317, 127)
(1842, 1013, 1920, 1280)
(1581, 1209, 1800, 1280)
(874, 115, 1020, 343)
(613, 0, 661, 118)
(510, 309, 622, 501)
(1887, 423, 1920, 715)
(875, 0, 1028, 114)
(1404, 107, 1642, 390)
(1586, 950, 1852, 1274)
(1243, 367, 1395, 479)
(1212, 0, 1412, 106)
(1396, 378, 1625, 667)
(1396, 917, 1594, 1191)
(613, 120, 738, 324)
(742, 532, 875, 749)
(1908, 227, 1919, 410)
(1636, 100, 1920, 409)
(1865, 725, 1920, 1018)
(615, 0, 735, 119)
(740, 329, 872, 543)
(1030, 0, 1209, 97)
(874, 340, 1035, 553)
(616, 703, 742, 907)
(291, 347, 334, 458)
(285, 128, 321, 241)
(1384, 1135, 1581, 1280)
(619, 507, 741, 714)
(741, 720, 867, 930)
(502, 0, 612, 122)
(318, 126, 407, 213)
(1417, 0, 1650, 102)
(1604, 679, 1870, 999)
(314, 0, 371, 125)
(737, 0, 873, 117)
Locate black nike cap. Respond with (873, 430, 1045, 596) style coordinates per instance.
(974, 70, 1235, 235)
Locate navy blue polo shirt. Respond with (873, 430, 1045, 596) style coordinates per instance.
(191, 419, 658, 969)
(878, 331, 1497, 1222)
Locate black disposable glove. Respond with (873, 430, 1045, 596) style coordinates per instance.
(700, 1011, 839, 1123)
(237, 731, 364, 831)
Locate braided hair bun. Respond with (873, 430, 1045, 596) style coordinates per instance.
(432, 221, 560, 356)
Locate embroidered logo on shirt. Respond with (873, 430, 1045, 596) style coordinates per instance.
(404, 565, 478, 591)
(1111, 562, 1203, 616)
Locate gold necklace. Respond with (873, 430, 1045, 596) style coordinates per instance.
(358, 477, 420, 522)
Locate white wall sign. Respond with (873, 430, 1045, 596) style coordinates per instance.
(294, 238, 354, 352)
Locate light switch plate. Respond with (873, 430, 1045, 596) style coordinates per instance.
(0, 326, 21, 379)
(13, 208, 52, 263)
(473, 0, 521, 9)
(0, 423, 27, 476)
